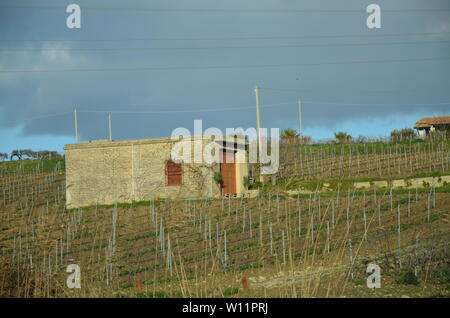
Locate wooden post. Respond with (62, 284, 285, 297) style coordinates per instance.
(331, 200, 335, 229)
(249, 208, 252, 238)
(254, 86, 262, 173)
(348, 239, 354, 279)
(242, 205, 246, 233)
(326, 221, 330, 253)
(408, 191, 411, 218)
(432, 184, 436, 208)
(363, 207, 367, 242)
(216, 223, 219, 250)
(308, 193, 312, 215)
(269, 222, 273, 255)
(259, 214, 263, 246)
(298, 205, 302, 237)
(318, 195, 321, 221)
(74, 109, 78, 144)
(242, 277, 248, 292)
(209, 220, 212, 253)
(378, 201, 381, 226)
(108, 112, 112, 141)
(136, 278, 143, 294)
(414, 237, 419, 277)
(224, 230, 227, 268)
(390, 187, 393, 212)
(397, 204, 402, 268)
(346, 207, 350, 234)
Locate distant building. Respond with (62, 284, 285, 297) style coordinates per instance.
(414, 115, 450, 137)
(64, 135, 249, 208)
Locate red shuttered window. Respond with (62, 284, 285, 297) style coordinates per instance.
(166, 160, 183, 186)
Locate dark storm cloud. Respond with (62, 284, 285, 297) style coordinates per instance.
(0, 0, 449, 141)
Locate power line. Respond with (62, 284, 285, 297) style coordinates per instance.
(1, 56, 449, 73)
(79, 100, 450, 112)
(2, 39, 449, 52)
(1, 31, 449, 43)
(1, 5, 449, 13)
(3, 111, 72, 124)
(1, 102, 295, 124)
(4, 99, 450, 125)
(302, 101, 450, 106)
(76, 102, 294, 114)
(259, 87, 450, 94)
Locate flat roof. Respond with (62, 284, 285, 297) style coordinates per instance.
(64, 135, 248, 150)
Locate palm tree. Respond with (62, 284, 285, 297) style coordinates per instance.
(334, 132, 352, 144)
(281, 128, 298, 139)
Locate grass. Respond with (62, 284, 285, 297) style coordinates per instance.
(395, 268, 419, 285)
(433, 268, 450, 283)
(0, 158, 64, 174)
(135, 291, 167, 298)
(351, 279, 366, 286)
(264, 171, 450, 193)
(223, 287, 239, 296)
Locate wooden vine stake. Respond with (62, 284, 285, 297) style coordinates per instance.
(397, 204, 402, 268)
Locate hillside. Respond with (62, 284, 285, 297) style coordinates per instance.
(0, 141, 449, 298)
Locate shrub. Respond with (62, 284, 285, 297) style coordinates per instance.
(281, 128, 298, 139)
(433, 268, 450, 282)
(334, 132, 352, 144)
(396, 268, 419, 285)
(213, 172, 223, 185)
(243, 176, 250, 190)
(391, 128, 416, 142)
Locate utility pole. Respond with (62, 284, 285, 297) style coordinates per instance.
(254, 86, 263, 182)
(254, 85, 262, 153)
(298, 99, 302, 139)
(74, 109, 78, 144)
(108, 112, 112, 141)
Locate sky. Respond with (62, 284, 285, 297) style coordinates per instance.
(0, 0, 449, 155)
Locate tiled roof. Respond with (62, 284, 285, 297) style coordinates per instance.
(414, 115, 450, 128)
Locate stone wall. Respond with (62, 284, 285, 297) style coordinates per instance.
(65, 137, 223, 208)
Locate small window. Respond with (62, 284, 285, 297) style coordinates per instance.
(166, 160, 183, 186)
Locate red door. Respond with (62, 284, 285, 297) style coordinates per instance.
(220, 151, 236, 196)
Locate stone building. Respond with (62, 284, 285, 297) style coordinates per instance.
(414, 115, 450, 137)
(64, 135, 249, 208)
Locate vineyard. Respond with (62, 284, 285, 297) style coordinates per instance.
(275, 139, 450, 184)
(0, 139, 449, 298)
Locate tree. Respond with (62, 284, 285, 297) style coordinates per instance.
(281, 128, 298, 139)
(390, 128, 416, 142)
(334, 132, 352, 144)
(9, 149, 62, 160)
(0, 153, 8, 161)
(10, 150, 22, 160)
